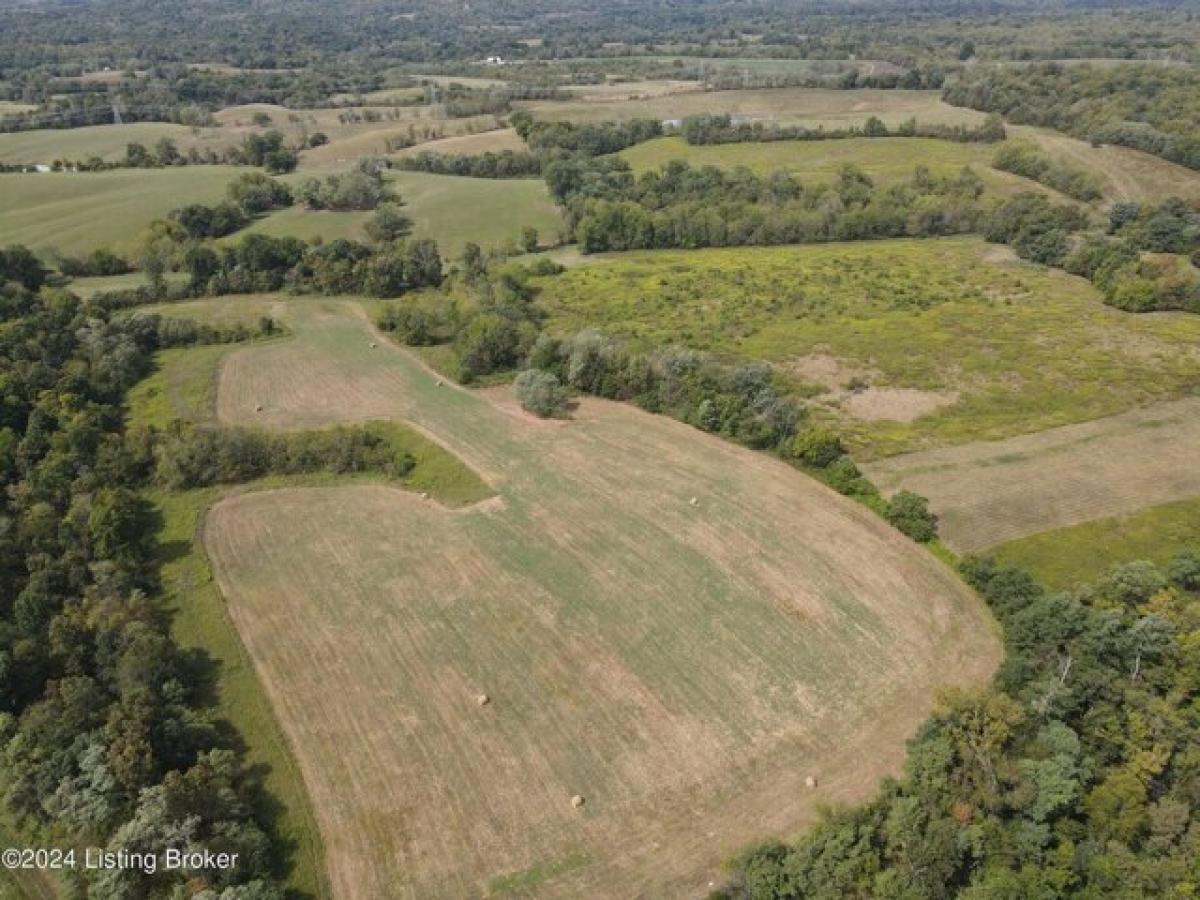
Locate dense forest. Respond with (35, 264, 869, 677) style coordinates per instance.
(944, 62, 1200, 170)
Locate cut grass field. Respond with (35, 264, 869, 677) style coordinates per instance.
(0, 166, 242, 257)
(533, 236, 1200, 458)
(989, 497, 1200, 590)
(519, 86, 987, 127)
(1013, 125, 1200, 203)
(126, 297, 289, 428)
(200, 297, 1000, 899)
(863, 398, 1200, 553)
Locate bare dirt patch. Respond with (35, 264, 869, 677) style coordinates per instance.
(840, 386, 960, 422)
(783, 354, 958, 422)
(204, 299, 1000, 899)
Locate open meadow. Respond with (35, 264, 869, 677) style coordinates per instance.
(185, 297, 1001, 899)
(533, 236, 1200, 457)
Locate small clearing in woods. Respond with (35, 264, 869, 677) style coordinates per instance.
(200, 298, 1000, 899)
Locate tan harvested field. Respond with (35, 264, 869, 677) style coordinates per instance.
(518, 87, 988, 127)
(390, 127, 527, 158)
(864, 396, 1200, 553)
(204, 299, 1000, 899)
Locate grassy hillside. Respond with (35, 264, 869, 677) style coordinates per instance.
(0, 122, 200, 163)
(0, 166, 242, 257)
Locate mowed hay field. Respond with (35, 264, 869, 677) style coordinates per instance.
(533, 237, 1200, 457)
(1013, 125, 1200, 203)
(864, 398, 1200, 553)
(519, 87, 987, 127)
(0, 166, 242, 256)
(201, 298, 1000, 899)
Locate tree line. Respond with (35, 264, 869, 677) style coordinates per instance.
(677, 113, 1006, 146)
(944, 62, 1200, 171)
(985, 193, 1200, 314)
(547, 157, 986, 253)
(0, 265, 295, 898)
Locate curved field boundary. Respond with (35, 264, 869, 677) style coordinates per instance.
(864, 397, 1200, 553)
(205, 299, 1000, 899)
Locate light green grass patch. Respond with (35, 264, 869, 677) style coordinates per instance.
(0, 167, 243, 257)
(246, 171, 563, 255)
(990, 497, 1200, 590)
(238, 206, 372, 244)
(389, 171, 563, 255)
(128, 344, 231, 428)
(620, 135, 992, 182)
(0, 122, 200, 164)
(487, 852, 592, 896)
(533, 236, 1200, 456)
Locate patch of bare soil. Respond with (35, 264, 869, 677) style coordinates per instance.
(841, 386, 961, 422)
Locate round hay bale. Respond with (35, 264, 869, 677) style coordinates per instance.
(805, 775, 818, 789)
(689, 496, 699, 506)
(254, 404, 264, 412)
(476, 693, 490, 707)
(436, 379, 444, 387)
(571, 794, 585, 809)
(369, 341, 377, 349)
(420, 492, 429, 500)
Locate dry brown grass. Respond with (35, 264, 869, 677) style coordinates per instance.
(202, 299, 1000, 899)
(864, 396, 1200, 552)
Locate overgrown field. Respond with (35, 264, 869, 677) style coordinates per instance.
(198, 298, 999, 899)
(533, 236, 1200, 457)
(0, 166, 243, 256)
(864, 398, 1200, 553)
(990, 496, 1200, 590)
